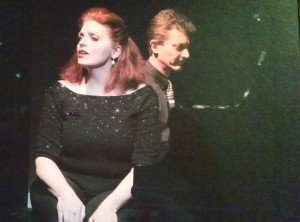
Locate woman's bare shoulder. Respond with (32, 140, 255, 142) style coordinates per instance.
(124, 83, 147, 95)
(58, 80, 84, 94)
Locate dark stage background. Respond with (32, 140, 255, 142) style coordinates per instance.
(0, 0, 299, 221)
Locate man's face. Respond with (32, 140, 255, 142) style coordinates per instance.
(155, 28, 190, 76)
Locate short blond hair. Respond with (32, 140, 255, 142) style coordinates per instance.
(147, 9, 196, 55)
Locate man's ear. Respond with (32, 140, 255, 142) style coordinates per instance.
(112, 45, 122, 59)
(150, 39, 159, 55)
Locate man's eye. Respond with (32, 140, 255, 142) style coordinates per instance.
(178, 44, 188, 51)
(177, 46, 184, 51)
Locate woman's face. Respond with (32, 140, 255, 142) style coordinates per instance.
(77, 20, 116, 68)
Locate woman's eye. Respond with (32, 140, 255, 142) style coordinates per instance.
(90, 35, 99, 41)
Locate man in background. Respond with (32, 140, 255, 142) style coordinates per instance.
(139, 9, 229, 221)
(133, 9, 197, 221)
(143, 8, 196, 160)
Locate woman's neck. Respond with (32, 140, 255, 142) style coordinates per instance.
(84, 62, 113, 96)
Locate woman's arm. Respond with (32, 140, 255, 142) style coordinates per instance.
(36, 157, 85, 222)
(88, 168, 133, 222)
(35, 157, 74, 197)
(101, 167, 134, 209)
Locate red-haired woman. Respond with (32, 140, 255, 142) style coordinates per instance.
(30, 7, 160, 222)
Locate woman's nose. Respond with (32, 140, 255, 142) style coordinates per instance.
(78, 37, 86, 46)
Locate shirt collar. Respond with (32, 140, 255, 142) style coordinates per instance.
(145, 60, 169, 91)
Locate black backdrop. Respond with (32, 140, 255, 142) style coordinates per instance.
(0, 0, 299, 220)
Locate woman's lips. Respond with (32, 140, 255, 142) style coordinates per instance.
(77, 50, 88, 56)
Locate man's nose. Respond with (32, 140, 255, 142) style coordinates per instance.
(181, 48, 190, 59)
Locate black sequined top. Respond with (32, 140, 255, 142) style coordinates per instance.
(35, 82, 160, 195)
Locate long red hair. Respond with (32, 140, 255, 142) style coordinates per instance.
(60, 8, 145, 93)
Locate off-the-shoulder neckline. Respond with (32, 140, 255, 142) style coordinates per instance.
(56, 81, 150, 98)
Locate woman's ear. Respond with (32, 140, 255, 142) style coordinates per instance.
(112, 45, 122, 59)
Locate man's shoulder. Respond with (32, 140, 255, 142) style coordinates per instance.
(143, 61, 166, 90)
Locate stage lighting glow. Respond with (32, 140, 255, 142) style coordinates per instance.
(15, 73, 22, 78)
